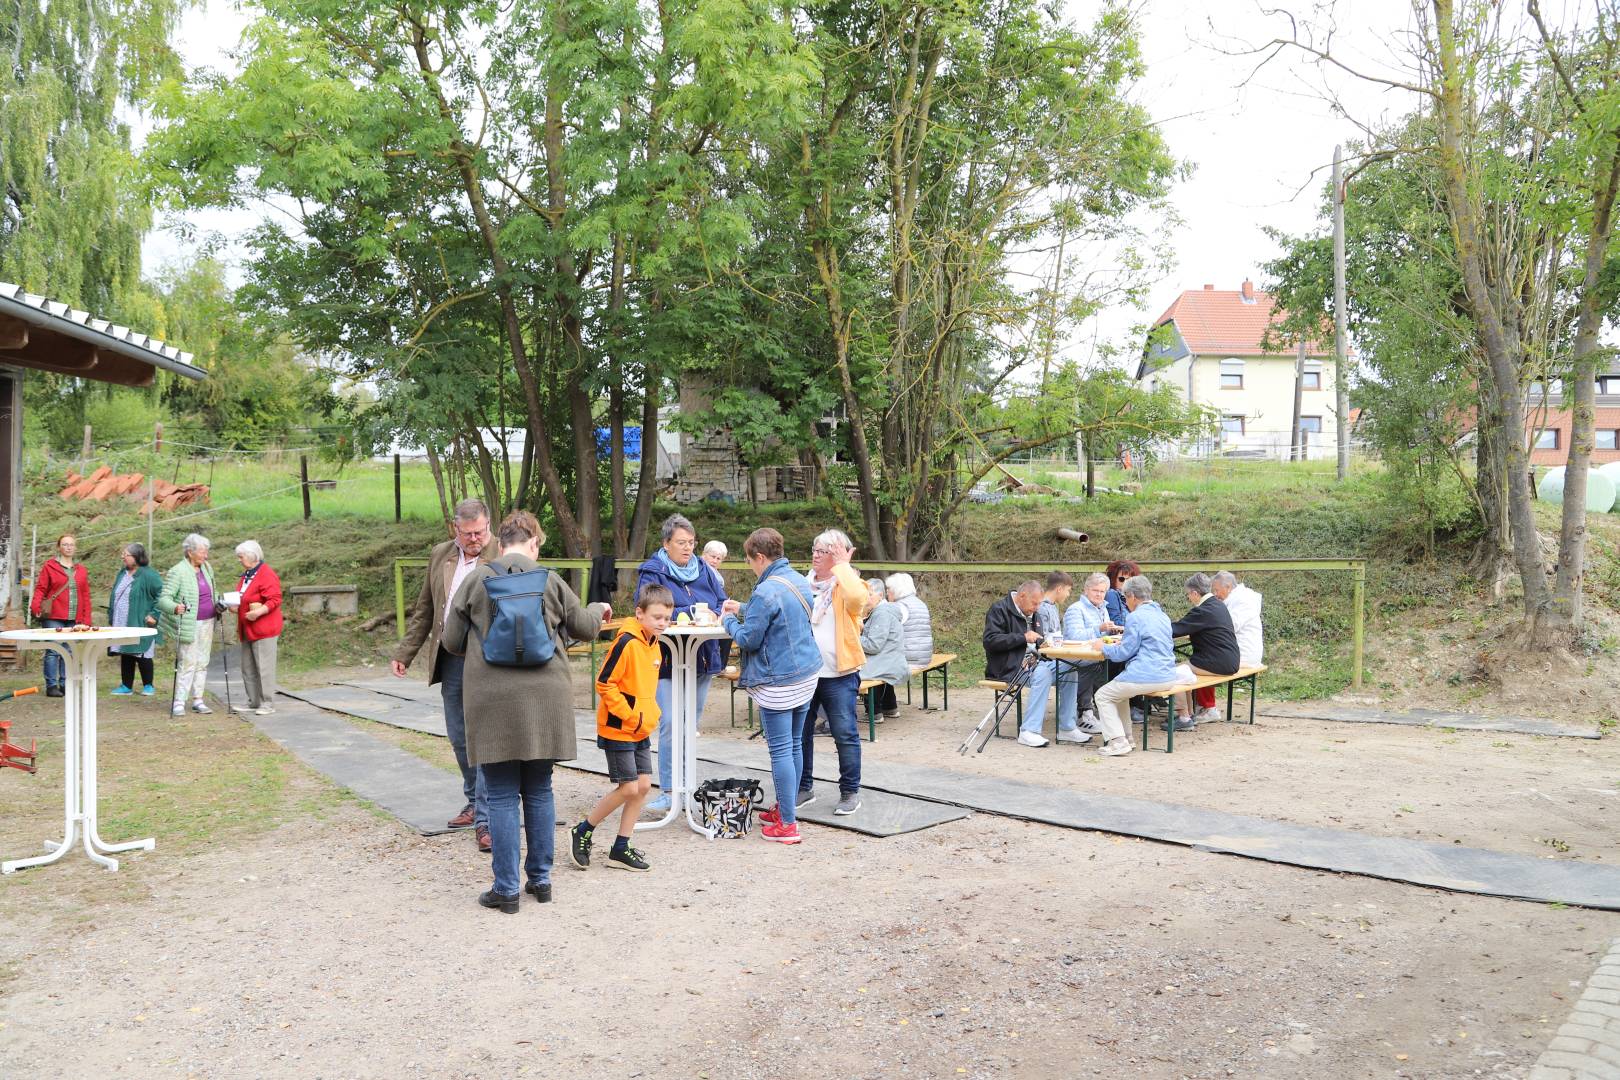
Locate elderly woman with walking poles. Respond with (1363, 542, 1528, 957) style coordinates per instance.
(720, 528, 820, 845)
(159, 534, 218, 717)
(108, 542, 163, 696)
(233, 540, 284, 716)
(635, 513, 728, 815)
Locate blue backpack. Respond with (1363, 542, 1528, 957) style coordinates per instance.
(479, 565, 557, 667)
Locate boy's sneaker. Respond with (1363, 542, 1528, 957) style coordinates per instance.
(1099, 737, 1134, 757)
(110, 686, 134, 696)
(191, 701, 212, 714)
(1055, 728, 1092, 745)
(569, 822, 593, 869)
(833, 793, 861, 816)
(761, 820, 802, 844)
(1077, 710, 1102, 734)
(607, 845, 651, 872)
(759, 803, 783, 827)
(141, 684, 156, 696)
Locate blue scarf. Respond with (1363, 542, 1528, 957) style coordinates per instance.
(654, 547, 702, 584)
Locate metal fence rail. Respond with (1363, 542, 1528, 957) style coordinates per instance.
(395, 556, 1367, 688)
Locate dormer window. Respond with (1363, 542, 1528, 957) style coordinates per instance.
(1220, 358, 1244, 389)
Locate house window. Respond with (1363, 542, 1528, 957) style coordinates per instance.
(1598, 430, 1618, 451)
(1299, 416, 1323, 434)
(1221, 415, 1245, 437)
(1220, 358, 1244, 389)
(1302, 369, 1322, 390)
(1534, 429, 1560, 450)
(1597, 376, 1620, 396)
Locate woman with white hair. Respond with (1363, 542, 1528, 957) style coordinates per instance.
(858, 579, 908, 719)
(233, 540, 284, 715)
(158, 533, 218, 718)
(882, 573, 933, 668)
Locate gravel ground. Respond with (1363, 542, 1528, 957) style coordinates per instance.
(2, 759, 1617, 1080)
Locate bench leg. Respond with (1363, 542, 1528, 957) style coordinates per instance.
(944, 666, 950, 710)
(729, 681, 737, 728)
(1165, 695, 1174, 753)
(922, 669, 930, 710)
(906, 677, 913, 706)
(1226, 679, 1234, 722)
(1249, 675, 1257, 725)
(866, 687, 878, 742)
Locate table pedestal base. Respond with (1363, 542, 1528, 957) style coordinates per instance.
(2, 646, 154, 874)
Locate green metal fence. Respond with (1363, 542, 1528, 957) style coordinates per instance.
(394, 556, 1367, 688)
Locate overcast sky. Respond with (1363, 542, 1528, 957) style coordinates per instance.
(144, 0, 1432, 361)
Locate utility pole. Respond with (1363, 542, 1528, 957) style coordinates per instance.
(1333, 145, 1350, 480)
(1290, 337, 1306, 461)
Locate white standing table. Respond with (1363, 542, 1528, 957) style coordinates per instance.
(636, 623, 730, 838)
(2, 626, 158, 873)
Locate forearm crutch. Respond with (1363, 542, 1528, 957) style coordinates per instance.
(958, 648, 1038, 755)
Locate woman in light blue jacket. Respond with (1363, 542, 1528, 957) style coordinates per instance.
(858, 579, 909, 694)
(720, 528, 819, 843)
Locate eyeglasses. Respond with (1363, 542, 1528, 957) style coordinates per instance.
(812, 546, 837, 557)
(669, 537, 696, 548)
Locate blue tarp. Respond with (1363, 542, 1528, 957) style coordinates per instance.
(594, 426, 642, 460)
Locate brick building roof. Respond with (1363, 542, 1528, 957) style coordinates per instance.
(1154, 281, 1333, 358)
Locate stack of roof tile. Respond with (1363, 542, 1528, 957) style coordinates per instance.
(59, 467, 209, 514)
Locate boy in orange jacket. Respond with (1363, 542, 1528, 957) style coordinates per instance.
(570, 585, 673, 872)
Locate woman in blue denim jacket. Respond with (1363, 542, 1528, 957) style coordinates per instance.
(635, 513, 729, 813)
(720, 527, 819, 843)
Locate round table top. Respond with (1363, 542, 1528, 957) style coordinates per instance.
(661, 622, 731, 639)
(1, 626, 157, 647)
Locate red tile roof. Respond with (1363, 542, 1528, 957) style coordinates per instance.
(1155, 285, 1332, 357)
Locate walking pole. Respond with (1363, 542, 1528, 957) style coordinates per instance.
(217, 611, 233, 715)
(168, 614, 185, 718)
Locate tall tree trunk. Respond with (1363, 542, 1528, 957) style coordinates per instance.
(426, 445, 451, 527)
(1433, 0, 1551, 633)
(1549, 150, 1620, 631)
(627, 365, 660, 559)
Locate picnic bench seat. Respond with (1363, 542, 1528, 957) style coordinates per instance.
(979, 679, 1025, 740)
(1139, 664, 1266, 753)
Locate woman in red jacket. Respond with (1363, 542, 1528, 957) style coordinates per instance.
(30, 533, 92, 697)
(232, 540, 284, 715)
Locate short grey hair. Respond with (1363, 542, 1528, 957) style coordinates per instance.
(812, 529, 854, 554)
(1184, 572, 1212, 596)
(1084, 571, 1109, 590)
(702, 540, 727, 559)
(661, 513, 696, 543)
(1121, 574, 1153, 601)
(452, 498, 489, 524)
(182, 533, 211, 556)
(885, 572, 916, 600)
(235, 540, 264, 563)
(1212, 571, 1238, 593)
(866, 578, 886, 601)
(1015, 579, 1044, 597)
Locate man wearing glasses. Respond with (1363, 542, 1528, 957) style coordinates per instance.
(393, 498, 495, 848)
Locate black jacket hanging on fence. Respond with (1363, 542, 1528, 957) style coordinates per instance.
(587, 555, 618, 607)
(1169, 595, 1240, 676)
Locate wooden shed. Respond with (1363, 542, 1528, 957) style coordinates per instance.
(0, 282, 205, 619)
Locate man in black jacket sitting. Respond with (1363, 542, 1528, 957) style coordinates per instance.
(1165, 572, 1240, 731)
(983, 580, 1069, 747)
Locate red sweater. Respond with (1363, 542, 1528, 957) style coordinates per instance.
(237, 564, 284, 642)
(31, 557, 91, 624)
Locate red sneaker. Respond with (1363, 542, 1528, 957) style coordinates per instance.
(761, 820, 801, 844)
(759, 803, 782, 827)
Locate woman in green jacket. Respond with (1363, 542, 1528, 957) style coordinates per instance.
(108, 542, 163, 696)
(158, 533, 217, 717)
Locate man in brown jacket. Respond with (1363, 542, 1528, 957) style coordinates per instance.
(391, 498, 494, 845)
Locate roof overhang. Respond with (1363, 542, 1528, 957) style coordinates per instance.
(0, 282, 205, 387)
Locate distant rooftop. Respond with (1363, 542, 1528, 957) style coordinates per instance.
(1152, 280, 1332, 358)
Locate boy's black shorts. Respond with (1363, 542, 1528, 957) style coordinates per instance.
(597, 736, 652, 784)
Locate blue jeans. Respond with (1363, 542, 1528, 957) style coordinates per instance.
(655, 674, 713, 792)
(800, 672, 861, 796)
(759, 701, 810, 825)
(41, 618, 72, 691)
(1020, 659, 1078, 735)
(438, 649, 488, 827)
(480, 759, 555, 896)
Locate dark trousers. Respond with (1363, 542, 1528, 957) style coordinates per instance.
(875, 683, 898, 714)
(120, 654, 155, 689)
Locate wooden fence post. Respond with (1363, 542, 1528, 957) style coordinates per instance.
(394, 453, 402, 523)
(300, 455, 311, 521)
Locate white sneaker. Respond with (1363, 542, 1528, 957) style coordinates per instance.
(1196, 707, 1223, 723)
(191, 701, 212, 714)
(1099, 737, 1134, 757)
(1077, 710, 1103, 734)
(1055, 728, 1092, 745)
(172, 706, 185, 718)
(1016, 730, 1049, 748)
(254, 706, 276, 716)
